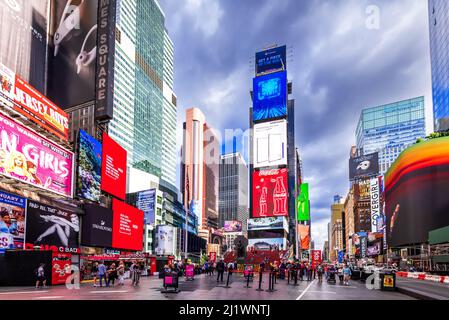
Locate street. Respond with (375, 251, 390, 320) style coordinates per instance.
(0, 273, 414, 300)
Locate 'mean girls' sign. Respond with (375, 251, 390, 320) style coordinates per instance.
(0, 113, 74, 197)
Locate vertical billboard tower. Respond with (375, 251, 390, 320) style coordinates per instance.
(249, 45, 295, 252)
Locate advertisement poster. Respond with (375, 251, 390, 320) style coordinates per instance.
(253, 71, 287, 122)
(297, 224, 310, 250)
(136, 189, 156, 225)
(224, 220, 242, 232)
(186, 264, 194, 278)
(112, 199, 143, 251)
(253, 120, 287, 168)
(0, 113, 74, 197)
(0, 191, 26, 250)
(311, 250, 322, 268)
(101, 133, 127, 200)
(252, 168, 288, 218)
(256, 46, 287, 76)
(247, 217, 287, 231)
(338, 250, 345, 263)
(367, 242, 381, 257)
(155, 225, 175, 256)
(370, 177, 381, 233)
(349, 152, 379, 181)
(0, 0, 48, 93)
(51, 252, 72, 285)
(77, 129, 102, 202)
(0, 63, 69, 141)
(360, 237, 368, 258)
(297, 183, 310, 221)
(209, 252, 217, 263)
(81, 204, 113, 248)
(25, 201, 79, 253)
(248, 238, 285, 250)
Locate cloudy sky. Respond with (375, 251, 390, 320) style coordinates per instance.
(158, 0, 433, 250)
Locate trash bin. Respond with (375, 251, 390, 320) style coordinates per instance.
(163, 272, 179, 292)
(380, 272, 396, 291)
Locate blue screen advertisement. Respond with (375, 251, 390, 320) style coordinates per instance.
(137, 189, 156, 225)
(0, 191, 26, 250)
(253, 71, 287, 122)
(256, 45, 287, 75)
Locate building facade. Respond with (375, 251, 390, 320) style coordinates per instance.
(429, 0, 449, 132)
(330, 203, 344, 262)
(181, 108, 220, 241)
(356, 97, 426, 174)
(344, 187, 355, 256)
(219, 153, 249, 231)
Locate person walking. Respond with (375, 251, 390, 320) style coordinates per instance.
(306, 263, 313, 281)
(299, 262, 305, 281)
(98, 261, 107, 287)
(204, 261, 210, 276)
(117, 261, 125, 286)
(91, 262, 99, 287)
(317, 264, 324, 283)
(227, 261, 235, 280)
(343, 264, 352, 286)
(216, 259, 225, 283)
(107, 263, 117, 287)
(35, 263, 47, 289)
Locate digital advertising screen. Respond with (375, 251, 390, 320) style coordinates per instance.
(255, 45, 287, 76)
(0, 191, 26, 250)
(253, 120, 287, 168)
(81, 204, 113, 248)
(224, 220, 243, 232)
(311, 250, 322, 268)
(112, 199, 143, 252)
(101, 133, 127, 200)
(0, 113, 74, 198)
(25, 200, 79, 254)
(297, 183, 310, 221)
(297, 224, 310, 250)
(247, 217, 287, 231)
(0, 62, 69, 141)
(136, 189, 156, 225)
(248, 237, 285, 251)
(77, 129, 102, 202)
(252, 168, 288, 218)
(349, 152, 379, 180)
(385, 137, 449, 247)
(51, 252, 72, 285)
(253, 71, 287, 122)
(155, 225, 175, 256)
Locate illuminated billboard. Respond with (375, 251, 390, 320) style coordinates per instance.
(297, 224, 310, 250)
(247, 217, 288, 232)
(224, 221, 243, 233)
(136, 189, 156, 225)
(349, 152, 379, 180)
(386, 137, 449, 247)
(101, 133, 127, 200)
(255, 46, 287, 76)
(112, 199, 144, 252)
(297, 183, 310, 221)
(76, 130, 102, 202)
(252, 168, 288, 218)
(253, 120, 287, 168)
(253, 71, 287, 122)
(248, 238, 286, 250)
(0, 113, 74, 197)
(155, 225, 175, 256)
(0, 191, 26, 250)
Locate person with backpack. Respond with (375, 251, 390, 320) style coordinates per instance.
(35, 263, 47, 289)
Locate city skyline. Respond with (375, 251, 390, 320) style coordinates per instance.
(159, 0, 434, 250)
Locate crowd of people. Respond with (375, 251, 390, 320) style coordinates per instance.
(90, 260, 144, 287)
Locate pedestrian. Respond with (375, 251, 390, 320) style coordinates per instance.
(98, 261, 107, 287)
(227, 261, 234, 279)
(317, 264, 324, 282)
(204, 261, 210, 276)
(117, 261, 125, 286)
(299, 262, 304, 281)
(130, 261, 138, 286)
(107, 263, 117, 287)
(91, 262, 99, 287)
(35, 263, 47, 289)
(307, 263, 312, 281)
(343, 264, 352, 286)
(216, 259, 225, 283)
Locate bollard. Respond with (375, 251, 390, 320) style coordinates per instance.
(256, 271, 264, 292)
(287, 269, 290, 285)
(223, 271, 232, 289)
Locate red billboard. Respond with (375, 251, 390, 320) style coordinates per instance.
(0, 63, 69, 141)
(252, 168, 288, 218)
(51, 252, 72, 285)
(311, 250, 322, 268)
(101, 133, 127, 200)
(112, 199, 143, 251)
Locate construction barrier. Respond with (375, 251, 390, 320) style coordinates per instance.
(396, 272, 448, 284)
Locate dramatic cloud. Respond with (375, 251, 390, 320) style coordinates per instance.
(159, 0, 432, 251)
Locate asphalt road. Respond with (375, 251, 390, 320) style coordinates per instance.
(0, 273, 414, 300)
(396, 277, 449, 300)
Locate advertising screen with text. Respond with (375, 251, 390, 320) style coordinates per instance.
(101, 133, 127, 200)
(252, 168, 288, 218)
(112, 199, 143, 251)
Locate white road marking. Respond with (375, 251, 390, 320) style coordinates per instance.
(298, 290, 336, 294)
(0, 291, 49, 295)
(89, 290, 128, 294)
(33, 296, 64, 300)
(296, 280, 315, 300)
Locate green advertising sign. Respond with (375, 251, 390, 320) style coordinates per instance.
(297, 183, 310, 221)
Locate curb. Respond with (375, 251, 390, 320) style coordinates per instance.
(396, 286, 439, 300)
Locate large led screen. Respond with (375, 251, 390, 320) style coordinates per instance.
(297, 224, 310, 250)
(253, 120, 287, 169)
(252, 168, 288, 218)
(247, 217, 288, 231)
(136, 189, 156, 225)
(0, 191, 26, 250)
(297, 183, 310, 221)
(248, 237, 286, 251)
(81, 204, 113, 248)
(112, 199, 143, 252)
(0, 113, 74, 197)
(101, 133, 127, 200)
(155, 225, 175, 256)
(77, 129, 102, 202)
(255, 46, 287, 76)
(253, 71, 287, 122)
(385, 137, 449, 247)
(224, 220, 243, 233)
(349, 152, 379, 180)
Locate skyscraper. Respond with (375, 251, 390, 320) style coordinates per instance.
(429, 0, 449, 132)
(219, 153, 249, 231)
(181, 108, 220, 241)
(356, 97, 426, 174)
(330, 202, 344, 261)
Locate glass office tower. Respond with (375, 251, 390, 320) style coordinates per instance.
(429, 0, 449, 132)
(356, 97, 426, 174)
